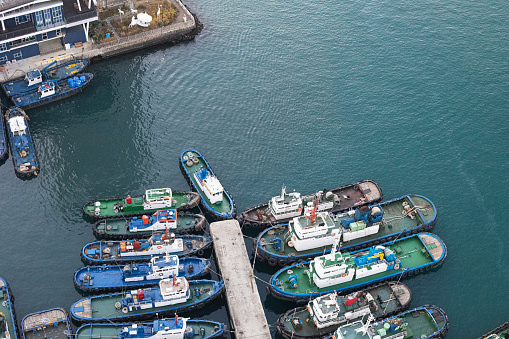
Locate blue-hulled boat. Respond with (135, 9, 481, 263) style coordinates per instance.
(255, 194, 437, 266)
(12, 73, 94, 110)
(81, 234, 212, 265)
(0, 110, 7, 161)
(75, 318, 224, 339)
(5, 107, 39, 177)
(70, 278, 224, 322)
(0, 276, 19, 339)
(74, 255, 211, 292)
(21, 308, 71, 339)
(2, 59, 88, 97)
(179, 149, 236, 221)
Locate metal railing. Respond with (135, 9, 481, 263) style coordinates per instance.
(67, 10, 98, 24)
(0, 25, 36, 41)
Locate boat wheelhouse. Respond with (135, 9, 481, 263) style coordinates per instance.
(70, 279, 224, 322)
(268, 233, 447, 302)
(277, 282, 411, 339)
(238, 180, 383, 228)
(75, 318, 225, 339)
(256, 194, 436, 266)
(83, 188, 200, 220)
(74, 255, 210, 292)
(21, 308, 71, 339)
(179, 149, 236, 221)
(81, 234, 211, 265)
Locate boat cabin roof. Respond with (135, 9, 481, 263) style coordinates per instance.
(155, 209, 177, 222)
(152, 255, 179, 267)
(39, 82, 55, 91)
(25, 70, 42, 81)
(292, 212, 335, 238)
(145, 188, 172, 200)
(196, 168, 223, 194)
(8, 116, 26, 133)
(159, 277, 188, 294)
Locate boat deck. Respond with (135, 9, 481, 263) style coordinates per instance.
(418, 233, 444, 261)
(209, 219, 270, 339)
(0, 278, 16, 339)
(22, 309, 69, 339)
(44, 60, 88, 81)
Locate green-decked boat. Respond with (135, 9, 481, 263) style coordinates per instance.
(179, 149, 236, 220)
(277, 282, 411, 339)
(0, 277, 18, 339)
(268, 232, 446, 302)
(83, 188, 200, 220)
(75, 318, 224, 339)
(70, 278, 224, 323)
(256, 194, 436, 266)
(92, 211, 207, 239)
(479, 322, 509, 339)
(330, 305, 448, 339)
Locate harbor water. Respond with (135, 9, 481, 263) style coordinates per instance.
(0, 0, 508, 337)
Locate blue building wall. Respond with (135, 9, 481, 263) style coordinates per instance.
(64, 26, 86, 44)
(0, 43, 39, 62)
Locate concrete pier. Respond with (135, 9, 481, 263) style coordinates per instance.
(210, 220, 271, 339)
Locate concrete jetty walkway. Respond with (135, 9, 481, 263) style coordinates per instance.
(210, 219, 271, 339)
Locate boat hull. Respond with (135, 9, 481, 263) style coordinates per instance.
(75, 319, 224, 339)
(238, 180, 383, 228)
(0, 277, 19, 339)
(21, 308, 71, 339)
(276, 282, 412, 339)
(179, 149, 236, 221)
(92, 212, 207, 239)
(478, 321, 509, 339)
(267, 232, 447, 302)
(0, 112, 8, 161)
(256, 194, 437, 266)
(83, 191, 200, 221)
(81, 235, 212, 265)
(74, 257, 211, 292)
(70, 280, 224, 323)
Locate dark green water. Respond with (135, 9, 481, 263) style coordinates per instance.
(1, 0, 508, 337)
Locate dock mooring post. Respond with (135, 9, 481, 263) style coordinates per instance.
(210, 219, 271, 339)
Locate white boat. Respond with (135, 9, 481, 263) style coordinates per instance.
(119, 234, 184, 258)
(193, 167, 224, 204)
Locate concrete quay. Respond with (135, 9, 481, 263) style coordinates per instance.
(210, 219, 271, 339)
(0, 0, 201, 83)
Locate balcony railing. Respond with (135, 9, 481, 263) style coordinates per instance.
(0, 25, 36, 41)
(35, 19, 66, 31)
(66, 10, 97, 24)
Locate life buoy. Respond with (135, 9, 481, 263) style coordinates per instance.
(342, 273, 348, 277)
(145, 201, 150, 205)
(159, 273, 163, 276)
(157, 246, 162, 249)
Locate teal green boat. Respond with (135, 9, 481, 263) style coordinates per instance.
(179, 149, 236, 220)
(75, 318, 224, 339)
(479, 322, 509, 339)
(83, 188, 200, 220)
(0, 277, 18, 339)
(92, 211, 207, 239)
(268, 232, 446, 302)
(329, 305, 448, 339)
(70, 278, 223, 323)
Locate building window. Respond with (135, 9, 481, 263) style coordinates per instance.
(56, 29, 62, 36)
(0, 43, 7, 51)
(13, 51, 22, 59)
(35, 11, 44, 26)
(43, 9, 52, 25)
(15, 16, 20, 25)
(0, 55, 7, 63)
(26, 14, 31, 22)
(52, 7, 62, 23)
(42, 32, 48, 40)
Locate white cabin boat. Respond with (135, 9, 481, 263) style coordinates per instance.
(143, 188, 174, 210)
(269, 187, 339, 221)
(123, 255, 180, 282)
(119, 234, 184, 257)
(194, 167, 223, 204)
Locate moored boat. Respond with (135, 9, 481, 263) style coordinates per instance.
(479, 322, 509, 339)
(328, 305, 448, 339)
(256, 194, 436, 266)
(179, 149, 236, 221)
(5, 107, 39, 177)
(92, 211, 206, 240)
(277, 282, 411, 339)
(75, 317, 224, 339)
(238, 180, 383, 228)
(74, 255, 211, 292)
(81, 234, 212, 265)
(0, 110, 7, 161)
(21, 308, 71, 339)
(268, 232, 446, 302)
(12, 73, 94, 110)
(0, 276, 19, 339)
(2, 59, 88, 97)
(70, 278, 224, 323)
(83, 188, 200, 220)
